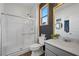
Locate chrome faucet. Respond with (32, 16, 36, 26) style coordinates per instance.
(63, 37, 71, 42)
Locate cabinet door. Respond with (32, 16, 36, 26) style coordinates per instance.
(45, 48, 56, 56)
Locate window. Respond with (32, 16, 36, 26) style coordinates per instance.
(40, 6, 48, 25)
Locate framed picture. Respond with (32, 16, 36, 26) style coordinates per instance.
(56, 23, 61, 29)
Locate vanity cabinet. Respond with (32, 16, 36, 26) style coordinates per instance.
(45, 43, 75, 56)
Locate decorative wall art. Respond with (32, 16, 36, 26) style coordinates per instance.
(56, 18, 62, 29)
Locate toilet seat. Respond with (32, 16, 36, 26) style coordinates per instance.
(30, 44, 42, 51)
(30, 44, 42, 48)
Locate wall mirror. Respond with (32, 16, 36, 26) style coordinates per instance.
(64, 20, 69, 33)
(56, 23, 61, 29)
(56, 18, 62, 29)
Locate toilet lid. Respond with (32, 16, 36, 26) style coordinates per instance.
(30, 44, 41, 48)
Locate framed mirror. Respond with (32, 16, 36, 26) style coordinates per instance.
(56, 23, 61, 29)
(64, 20, 69, 33)
(56, 18, 62, 29)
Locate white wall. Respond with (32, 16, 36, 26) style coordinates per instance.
(55, 4, 79, 40)
(0, 3, 37, 56)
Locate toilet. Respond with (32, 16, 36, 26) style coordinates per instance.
(30, 35, 45, 56)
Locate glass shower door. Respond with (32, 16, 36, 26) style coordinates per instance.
(1, 14, 36, 56)
(1, 15, 24, 55)
(22, 18, 36, 50)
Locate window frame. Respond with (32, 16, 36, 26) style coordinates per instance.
(40, 4, 49, 26)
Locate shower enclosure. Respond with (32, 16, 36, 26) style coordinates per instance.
(0, 3, 37, 56)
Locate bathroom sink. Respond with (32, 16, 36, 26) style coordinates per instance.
(63, 39, 71, 42)
(59, 36, 72, 42)
(63, 37, 72, 42)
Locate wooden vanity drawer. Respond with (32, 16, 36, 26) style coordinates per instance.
(45, 43, 74, 56)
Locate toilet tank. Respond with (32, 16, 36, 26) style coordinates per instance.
(39, 35, 45, 45)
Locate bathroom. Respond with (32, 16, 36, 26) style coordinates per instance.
(1, 3, 79, 56)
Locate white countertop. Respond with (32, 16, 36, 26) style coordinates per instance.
(45, 39, 79, 55)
